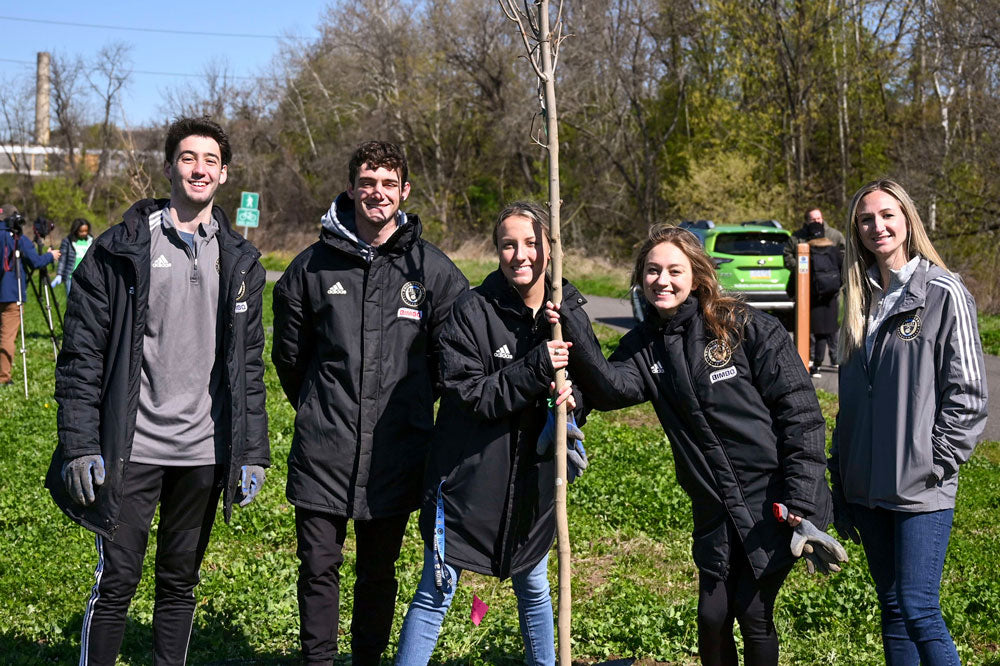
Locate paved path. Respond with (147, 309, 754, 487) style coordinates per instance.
(266, 272, 998, 442)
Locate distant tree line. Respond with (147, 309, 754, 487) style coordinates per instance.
(2, 0, 998, 309)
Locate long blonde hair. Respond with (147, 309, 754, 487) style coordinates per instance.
(631, 224, 749, 347)
(839, 179, 948, 360)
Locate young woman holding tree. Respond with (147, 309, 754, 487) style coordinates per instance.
(547, 224, 837, 666)
(394, 202, 586, 666)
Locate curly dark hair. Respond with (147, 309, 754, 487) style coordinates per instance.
(348, 141, 408, 187)
(164, 117, 232, 166)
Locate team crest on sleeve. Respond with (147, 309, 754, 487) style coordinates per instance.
(896, 313, 921, 340)
(401, 281, 426, 307)
(703, 339, 733, 368)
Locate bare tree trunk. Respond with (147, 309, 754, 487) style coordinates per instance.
(499, 1, 570, 661)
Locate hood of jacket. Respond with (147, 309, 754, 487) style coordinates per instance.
(320, 192, 416, 261)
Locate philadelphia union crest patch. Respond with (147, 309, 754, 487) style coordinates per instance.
(401, 281, 426, 307)
(704, 339, 733, 368)
(896, 314, 921, 340)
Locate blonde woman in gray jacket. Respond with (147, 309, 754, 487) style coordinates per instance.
(830, 178, 988, 665)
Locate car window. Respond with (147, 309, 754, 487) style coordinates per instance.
(712, 232, 785, 256)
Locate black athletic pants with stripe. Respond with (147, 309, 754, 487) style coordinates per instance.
(80, 463, 223, 666)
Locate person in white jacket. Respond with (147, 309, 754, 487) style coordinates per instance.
(830, 178, 988, 666)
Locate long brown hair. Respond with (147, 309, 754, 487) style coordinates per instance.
(840, 179, 948, 359)
(631, 224, 749, 346)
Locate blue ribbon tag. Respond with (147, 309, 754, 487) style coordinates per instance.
(433, 479, 453, 593)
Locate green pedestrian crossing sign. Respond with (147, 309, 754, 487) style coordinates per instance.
(240, 192, 260, 209)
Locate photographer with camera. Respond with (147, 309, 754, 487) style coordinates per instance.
(0, 203, 60, 387)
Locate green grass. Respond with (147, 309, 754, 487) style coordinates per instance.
(980, 314, 1000, 356)
(2, 286, 999, 664)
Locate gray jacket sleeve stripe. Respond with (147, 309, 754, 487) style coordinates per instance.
(930, 276, 980, 385)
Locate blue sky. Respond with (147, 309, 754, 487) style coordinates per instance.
(0, 2, 328, 129)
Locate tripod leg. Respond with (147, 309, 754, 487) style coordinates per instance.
(13, 251, 29, 398)
(26, 272, 60, 360)
(38, 265, 64, 328)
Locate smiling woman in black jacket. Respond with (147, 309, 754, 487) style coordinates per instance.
(395, 202, 578, 666)
(548, 224, 832, 666)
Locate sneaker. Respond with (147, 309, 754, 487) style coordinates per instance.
(809, 366, 821, 378)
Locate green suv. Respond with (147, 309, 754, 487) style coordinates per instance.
(691, 222, 793, 310)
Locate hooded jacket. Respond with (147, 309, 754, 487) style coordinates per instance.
(830, 258, 988, 512)
(418, 271, 585, 578)
(561, 295, 831, 580)
(272, 193, 468, 520)
(45, 199, 270, 538)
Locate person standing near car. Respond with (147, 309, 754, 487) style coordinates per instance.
(784, 207, 847, 365)
(830, 179, 987, 665)
(45, 116, 269, 665)
(272, 140, 468, 666)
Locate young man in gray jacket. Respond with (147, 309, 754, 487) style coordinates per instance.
(47, 117, 269, 665)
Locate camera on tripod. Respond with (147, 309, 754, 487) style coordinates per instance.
(4, 211, 25, 236)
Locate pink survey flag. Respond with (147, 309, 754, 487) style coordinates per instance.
(470, 594, 489, 626)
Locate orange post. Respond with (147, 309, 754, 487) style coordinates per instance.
(795, 243, 811, 369)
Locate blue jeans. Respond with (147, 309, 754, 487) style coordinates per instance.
(395, 548, 555, 665)
(852, 505, 960, 665)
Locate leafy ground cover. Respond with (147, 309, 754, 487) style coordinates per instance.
(980, 314, 1000, 356)
(2, 286, 998, 665)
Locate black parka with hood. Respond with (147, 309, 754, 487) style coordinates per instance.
(46, 199, 270, 538)
(417, 271, 585, 578)
(560, 295, 831, 580)
(272, 193, 468, 519)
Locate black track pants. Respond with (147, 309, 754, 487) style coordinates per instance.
(79, 463, 223, 666)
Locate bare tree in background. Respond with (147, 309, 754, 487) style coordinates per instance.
(86, 42, 132, 207)
(50, 53, 87, 179)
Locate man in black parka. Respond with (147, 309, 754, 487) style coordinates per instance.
(46, 117, 269, 665)
(272, 141, 468, 666)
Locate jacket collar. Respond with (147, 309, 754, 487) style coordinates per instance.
(867, 256, 944, 315)
(320, 191, 417, 260)
(103, 198, 256, 261)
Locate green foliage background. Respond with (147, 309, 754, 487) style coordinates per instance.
(1, 287, 998, 664)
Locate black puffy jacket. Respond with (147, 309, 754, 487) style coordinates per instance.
(418, 272, 584, 578)
(561, 295, 831, 579)
(46, 199, 270, 538)
(272, 204, 468, 520)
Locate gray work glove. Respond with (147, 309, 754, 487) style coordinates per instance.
(61, 455, 106, 506)
(537, 412, 589, 482)
(50, 275, 63, 287)
(237, 465, 266, 507)
(790, 518, 849, 575)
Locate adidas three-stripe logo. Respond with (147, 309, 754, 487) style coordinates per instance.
(151, 254, 172, 269)
(493, 344, 513, 359)
(327, 282, 347, 295)
(650, 361, 665, 374)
